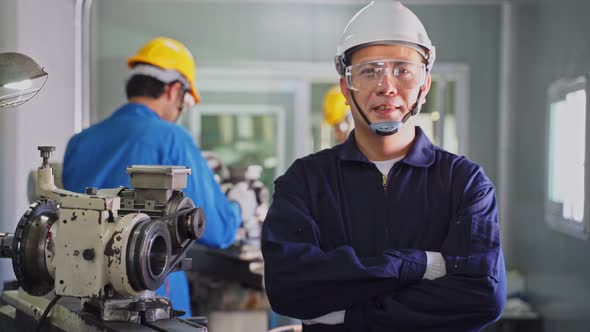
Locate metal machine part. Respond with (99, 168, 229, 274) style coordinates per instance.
(119, 166, 206, 256)
(8, 199, 59, 296)
(228, 165, 269, 250)
(164, 194, 206, 252)
(82, 295, 172, 323)
(214, 162, 268, 248)
(202, 151, 230, 185)
(0, 146, 208, 330)
(0, 289, 207, 331)
(126, 218, 172, 292)
(201, 151, 269, 255)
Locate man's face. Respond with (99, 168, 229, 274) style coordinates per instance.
(340, 44, 431, 130)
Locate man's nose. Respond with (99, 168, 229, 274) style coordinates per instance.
(376, 71, 398, 96)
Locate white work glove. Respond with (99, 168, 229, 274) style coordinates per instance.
(423, 251, 446, 280)
(227, 182, 257, 222)
(301, 310, 346, 325)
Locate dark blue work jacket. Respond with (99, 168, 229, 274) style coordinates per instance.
(261, 127, 506, 332)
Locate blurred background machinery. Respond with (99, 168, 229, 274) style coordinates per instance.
(188, 151, 271, 330)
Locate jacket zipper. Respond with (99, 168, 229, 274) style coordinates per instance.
(382, 173, 389, 245)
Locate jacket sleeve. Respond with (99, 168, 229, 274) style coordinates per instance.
(169, 129, 241, 249)
(62, 134, 81, 192)
(344, 177, 507, 332)
(261, 160, 428, 320)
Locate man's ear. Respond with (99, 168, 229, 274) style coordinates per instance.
(165, 81, 183, 99)
(339, 77, 350, 103)
(420, 73, 432, 105)
(163, 83, 174, 100)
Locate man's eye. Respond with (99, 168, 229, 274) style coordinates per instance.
(360, 68, 376, 75)
(394, 66, 416, 78)
(396, 66, 412, 74)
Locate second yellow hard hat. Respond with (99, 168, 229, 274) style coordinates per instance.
(128, 37, 200, 103)
(323, 85, 349, 125)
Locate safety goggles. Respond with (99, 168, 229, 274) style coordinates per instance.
(345, 59, 426, 91)
(177, 90, 196, 117)
(183, 91, 196, 108)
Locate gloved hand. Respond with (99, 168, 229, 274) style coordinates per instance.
(227, 181, 258, 222)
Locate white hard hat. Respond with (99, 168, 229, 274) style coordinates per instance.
(335, 0, 436, 75)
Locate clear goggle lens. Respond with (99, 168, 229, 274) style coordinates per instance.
(345, 59, 426, 91)
(183, 92, 196, 108)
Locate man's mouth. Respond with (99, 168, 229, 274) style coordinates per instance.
(372, 104, 403, 114)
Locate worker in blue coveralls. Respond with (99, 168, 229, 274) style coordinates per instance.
(261, 1, 507, 331)
(63, 37, 255, 318)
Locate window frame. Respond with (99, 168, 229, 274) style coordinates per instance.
(545, 74, 589, 240)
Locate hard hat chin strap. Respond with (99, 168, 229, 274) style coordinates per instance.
(350, 87, 425, 136)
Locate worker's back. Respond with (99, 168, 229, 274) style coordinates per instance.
(63, 102, 188, 192)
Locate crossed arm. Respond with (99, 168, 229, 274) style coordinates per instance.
(261, 165, 506, 331)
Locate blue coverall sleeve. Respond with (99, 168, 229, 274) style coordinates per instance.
(62, 134, 81, 192)
(344, 180, 507, 331)
(261, 161, 428, 320)
(169, 130, 241, 249)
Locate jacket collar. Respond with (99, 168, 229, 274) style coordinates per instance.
(337, 126, 435, 167)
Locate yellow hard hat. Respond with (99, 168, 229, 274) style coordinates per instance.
(323, 85, 349, 125)
(128, 37, 200, 104)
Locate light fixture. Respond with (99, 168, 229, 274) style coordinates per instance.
(0, 52, 48, 108)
